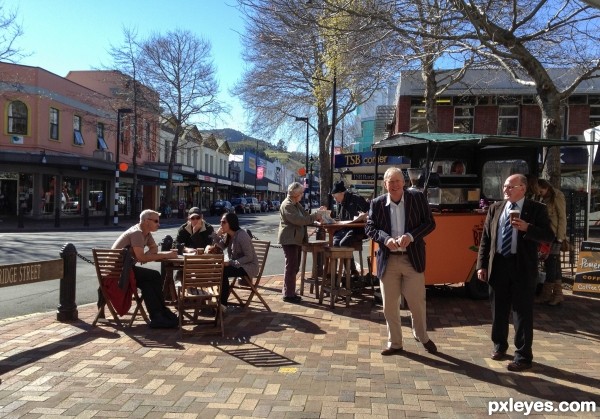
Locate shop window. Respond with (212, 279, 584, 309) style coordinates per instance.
(590, 105, 600, 128)
(498, 106, 519, 135)
(50, 108, 59, 140)
(97, 122, 108, 150)
(453, 107, 474, 134)
(7, 100, 28, 135)
(73, 115, 84, 145)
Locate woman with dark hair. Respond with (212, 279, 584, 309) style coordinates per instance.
(536, 179, 567, 306)
(210, 212, 258, 309)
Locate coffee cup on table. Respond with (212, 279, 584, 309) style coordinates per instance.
(509, 209, 520, 224)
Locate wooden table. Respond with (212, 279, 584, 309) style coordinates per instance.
(161, 256, 184, 304)
(316, 222, 367, 246)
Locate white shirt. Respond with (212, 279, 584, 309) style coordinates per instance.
(497, 198, 525, 254)
(386, 193, 407, 252)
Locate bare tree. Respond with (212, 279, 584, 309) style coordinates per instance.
(448, 0, 600, 185)
(138, 29, 226, 203)
(0, 1, 26, 63)
(236, 0, 394, 205)
(108, 27, 161, 217)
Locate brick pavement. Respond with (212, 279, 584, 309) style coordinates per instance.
(1, 276, 599, 418)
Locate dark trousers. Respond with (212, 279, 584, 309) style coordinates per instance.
(97, 265, 167, 320)
(489, 254, 536, 364)
(333, 228, 364, 274)
(282, 244, 301, 297)
(222, 265, 247, 305)
(544, 254, 561, 283)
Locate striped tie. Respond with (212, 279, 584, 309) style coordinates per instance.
(500, 203, 516, 256)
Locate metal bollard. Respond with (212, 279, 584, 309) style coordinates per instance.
(57, 242, 78, 321)
(83, 207, 89, 227)
(54, 206, 60, 228)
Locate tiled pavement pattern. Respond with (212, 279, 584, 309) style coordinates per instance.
(1, 276, 599, 418)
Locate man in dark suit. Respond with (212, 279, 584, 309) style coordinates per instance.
(365, 167, 437, 356)
(477, 174, 554, 372)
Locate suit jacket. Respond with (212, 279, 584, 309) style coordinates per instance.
(365, 189, 436, 276)
(476, 199, 554, 284)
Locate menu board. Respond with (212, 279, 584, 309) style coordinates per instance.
(573, 241, 600, 297)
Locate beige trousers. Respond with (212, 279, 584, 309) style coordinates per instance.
(380, 253, 429, 349)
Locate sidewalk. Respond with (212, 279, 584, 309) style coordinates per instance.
(1, 275, 599, 417)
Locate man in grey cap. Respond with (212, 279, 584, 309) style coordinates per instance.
(175, 207, 215, 252)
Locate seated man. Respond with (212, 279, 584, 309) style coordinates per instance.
(103, 209, 179, 328)
(175, 207, 215, 252)
(330, 181, 369, 277)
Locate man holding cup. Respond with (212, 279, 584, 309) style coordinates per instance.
(476, 174, 554, 372)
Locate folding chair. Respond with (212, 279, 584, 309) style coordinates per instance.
(92, 248, 149, 327)
(177, 253, 225, 336)
(229, 240, 271, 311)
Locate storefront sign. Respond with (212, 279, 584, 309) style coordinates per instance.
(573, 241, 600, 298)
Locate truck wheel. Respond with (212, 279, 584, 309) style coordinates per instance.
(466, 271, 489, 300)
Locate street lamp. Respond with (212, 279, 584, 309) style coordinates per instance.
(295, 115, 309, 192)
(308, 155, 315, 213)
(329, 70, 337, 210)
(114, 108, 132, 226)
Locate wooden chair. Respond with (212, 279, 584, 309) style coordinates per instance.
(178, 253, 225, 336)
(229, 240, 271, 311)
(92, 248, 149, 327)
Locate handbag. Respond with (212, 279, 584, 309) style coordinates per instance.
(118, 246, 135, 290)
(560, 239, 571, 252)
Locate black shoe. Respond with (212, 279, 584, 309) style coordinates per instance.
(149, 312, 178, 329)
(163, 308, 178, 321)
(491, 351, 508, 361)
(381, 347, 404, 356)
(422, 339, 438, 354)
(507, 361, 532, 372)
(282, 295, 302, 303)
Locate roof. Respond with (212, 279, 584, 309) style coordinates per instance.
(372, 132, 600, 153)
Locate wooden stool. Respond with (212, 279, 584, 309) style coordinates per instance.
(320, 246, 354, 308)
(299, 240, 327, 296)
(352, 241, 365, 276)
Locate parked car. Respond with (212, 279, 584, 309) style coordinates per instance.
(259, 200, 269, 212)
(271, 200, 281, 211)
(230, 197, 249, 214)
(209, 200, 234, 216)
(245, 197, 261, 213)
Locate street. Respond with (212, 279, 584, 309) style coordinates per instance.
(0, 212, 285, 320)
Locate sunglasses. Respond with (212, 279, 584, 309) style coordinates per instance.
(220, 220, 228, 224)
(148, 219, 160, 223)
(190, 216, 201, 220)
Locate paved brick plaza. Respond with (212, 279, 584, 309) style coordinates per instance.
(1, 276, 599, 418)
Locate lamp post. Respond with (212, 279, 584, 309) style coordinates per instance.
(329, 69, 337, 210)
(308, 156, 315, 213)
(114, 108, 132, 226)
(295, 115, 309, 197)
(254, 139, 259, 199)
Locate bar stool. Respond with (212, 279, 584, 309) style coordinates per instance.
(352, 241, 365, 276)
(320, 246, 354, 308)
(299, 240, 327, 297)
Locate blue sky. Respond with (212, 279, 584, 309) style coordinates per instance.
(3, 0, 248, 131)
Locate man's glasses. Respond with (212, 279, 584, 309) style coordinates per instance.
(148, 219, 160, 223)
(503, 184, 523, 191)
(220, 220, 228, 224)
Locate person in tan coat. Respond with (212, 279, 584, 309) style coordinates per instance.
(277, 182, 324, 302)
(536, 179, 567, 306)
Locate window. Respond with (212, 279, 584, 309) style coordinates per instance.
(145, 121, 151, 150)
(73, 115, 84, 145)
(497, 106, 519, 135)
(7, 101, 28, 134)
(97, 122, 108, 150)
(50, 108, 59, 140)
(453, 107, 474, 133)
(481, 160, 529, 200)
(590, 104, 600, 128)
(410, 106, 427, 132)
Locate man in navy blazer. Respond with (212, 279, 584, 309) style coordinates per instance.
(477, 174, 554, 372)
(365, 167, 437, 356)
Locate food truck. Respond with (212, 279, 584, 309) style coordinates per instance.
(370, 132, 598, 298)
